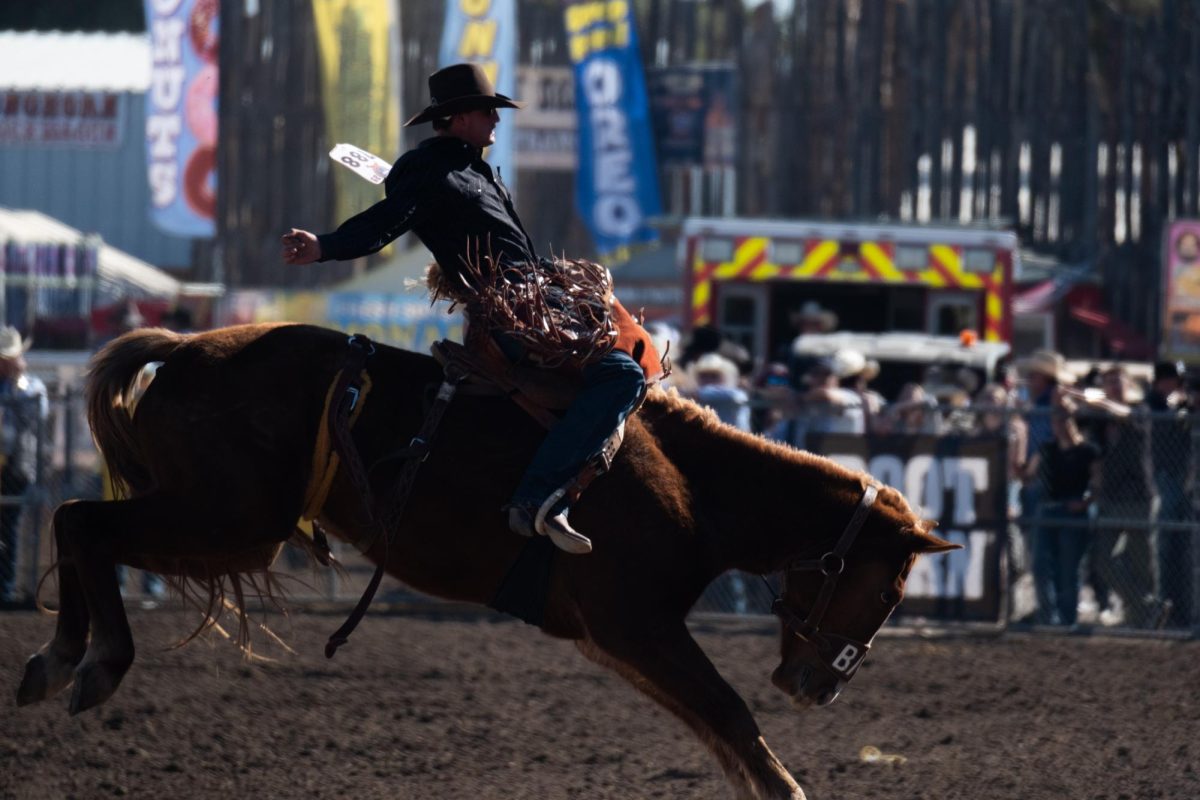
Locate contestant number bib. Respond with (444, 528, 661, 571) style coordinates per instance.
(329, 143, 391, 184)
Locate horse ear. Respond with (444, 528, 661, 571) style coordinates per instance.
(905, 521, 961, 554)
(915, 535, 962, 554)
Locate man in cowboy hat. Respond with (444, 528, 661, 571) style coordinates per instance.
(790, 300, 838, 335)
(1012, 349, 1072, 621)
(0, 325, 48, 606)
(282, 64, 652, 556)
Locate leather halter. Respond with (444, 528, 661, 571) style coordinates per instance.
(765, 482, 881, 681)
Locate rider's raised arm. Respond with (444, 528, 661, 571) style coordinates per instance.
(316, 158, 428, 262)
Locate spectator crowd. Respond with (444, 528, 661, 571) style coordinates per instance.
(665, 315, 1195, 632)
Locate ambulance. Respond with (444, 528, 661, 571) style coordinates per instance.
(681, 217, 1019, 367)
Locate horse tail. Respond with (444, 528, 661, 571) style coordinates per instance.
(87, 327, 188, 498)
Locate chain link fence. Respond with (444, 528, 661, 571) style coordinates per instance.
(4, 384, 1197, 637)
(1009, 405, 1198, 633)
(694, 401, 1199, 636)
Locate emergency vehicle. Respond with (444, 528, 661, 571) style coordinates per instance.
(681, 217, 1019, 366)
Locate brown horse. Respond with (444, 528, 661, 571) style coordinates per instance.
(16, 323, 955, 800)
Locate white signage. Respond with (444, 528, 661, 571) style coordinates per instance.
(514, 66, 577, 170)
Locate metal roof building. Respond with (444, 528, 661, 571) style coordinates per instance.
(0, 31, 192, 270)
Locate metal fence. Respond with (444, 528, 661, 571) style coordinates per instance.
(694, 401, 1200, 636)
(4, 389, 1197, 637)
(1009, 405, 1199, 634)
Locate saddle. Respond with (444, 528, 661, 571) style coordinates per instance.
(430, 335, 631, 496)
(431, 336, 578, 430)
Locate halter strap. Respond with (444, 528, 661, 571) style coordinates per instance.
(783, 482, 878, 636)
(763, 481, 881, 678)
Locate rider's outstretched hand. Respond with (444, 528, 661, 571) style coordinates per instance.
(281, 229, 321, 264)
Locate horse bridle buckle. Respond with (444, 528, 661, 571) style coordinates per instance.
(818, 552, 844, 577)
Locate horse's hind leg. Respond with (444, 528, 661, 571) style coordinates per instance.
(579, 624, 804, 800)
(28, 493, 290, 715)
(16, 523, 90, 705)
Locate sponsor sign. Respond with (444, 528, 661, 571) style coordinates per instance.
(312, 0, 402, 223)
(514, 66, 577, 170)
(0, 91, 124, 148)
(439, 0, 517, 190)
(647, 64, 737, 168)
(144, 0, 219, 237)
(564, 0, 662, 256)
(219, 290, 462, 353)
(1161, 218, 1200, 362)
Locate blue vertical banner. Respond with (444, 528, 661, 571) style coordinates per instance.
(144, 0, 218, 237)
(564, 0, 661, 256)
(439, 0, 516, 192)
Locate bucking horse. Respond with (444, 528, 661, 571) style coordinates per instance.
(16, 323, 956, 800)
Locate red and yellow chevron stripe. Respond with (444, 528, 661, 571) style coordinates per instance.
(690, 237, 1010, 341)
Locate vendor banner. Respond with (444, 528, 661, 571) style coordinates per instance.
(144, 0, 218, 237)
(312, 0, 402, 224)
(564, 0, 661, 257)
(439, 0, 516, 191)
(807, 432, 1007, 623)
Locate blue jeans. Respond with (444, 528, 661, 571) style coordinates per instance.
(506, 345, 645, 511)
(1156, 472, 1193, 626)
(1032, 504, 1090, 626)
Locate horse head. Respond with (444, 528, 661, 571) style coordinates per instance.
(769, 481, 958, 709)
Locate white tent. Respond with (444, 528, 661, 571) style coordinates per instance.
(0, 206, 181, 299)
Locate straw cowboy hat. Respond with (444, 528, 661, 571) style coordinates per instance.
(810, 348, 866, 381)
(1022, 349, 1073, 384)
(861, 358, 881, 382)
(789, 300, 838, 332)
(688, 352, 740, 386)
(404, 63, 523, 127)
(0, 325, 31, 359)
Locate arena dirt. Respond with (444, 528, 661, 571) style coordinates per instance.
(2, 608, 1197, 799)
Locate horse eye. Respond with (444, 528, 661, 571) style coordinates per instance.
(880, 591, 898, 605)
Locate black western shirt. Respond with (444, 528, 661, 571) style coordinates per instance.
(317, 136, 538, 288)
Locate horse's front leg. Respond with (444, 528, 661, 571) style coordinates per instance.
(16, 514, 90, 706)
(579, 622, 804, 800)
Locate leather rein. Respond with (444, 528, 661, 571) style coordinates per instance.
(320, 334, 465, 658)
(761, 482, 881, 681)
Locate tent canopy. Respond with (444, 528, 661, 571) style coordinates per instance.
(0, 206, 181, 298)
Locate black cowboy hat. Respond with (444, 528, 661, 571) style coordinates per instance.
(403, 63, 523, 127)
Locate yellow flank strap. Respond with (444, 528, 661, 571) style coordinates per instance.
(300, 370, 372, 523)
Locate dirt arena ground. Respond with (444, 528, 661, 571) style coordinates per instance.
(2, 607, 1197, 800)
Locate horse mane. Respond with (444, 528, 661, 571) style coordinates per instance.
(638, 385, 860, 482)
(636, 387, 935, 558)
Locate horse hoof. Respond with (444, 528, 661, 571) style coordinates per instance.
(16, 654, 51, 706)
(16, 652, 76, 707)
(68, 659, 128, 716)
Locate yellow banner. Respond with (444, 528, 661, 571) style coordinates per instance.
(312, 0, 401, 226)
